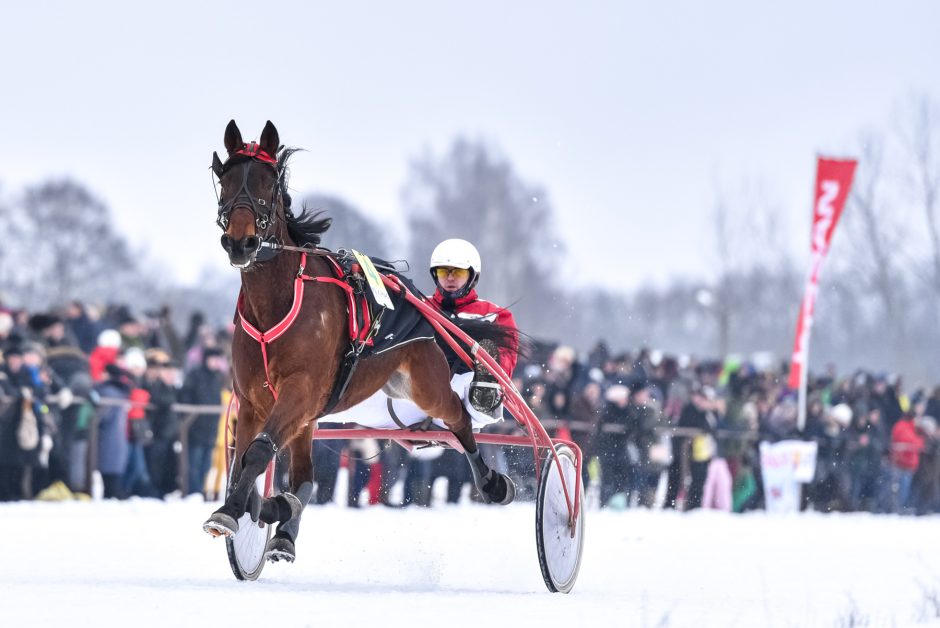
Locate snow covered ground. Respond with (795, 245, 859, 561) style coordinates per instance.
(3, 497, 940, 627)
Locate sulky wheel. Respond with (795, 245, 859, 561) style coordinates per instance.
(225, 459, 277, 580)
(535, 444, 585, 593)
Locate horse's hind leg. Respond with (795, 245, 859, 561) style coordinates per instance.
(404, 344, 514, 505)
(259, 422, 315, 563)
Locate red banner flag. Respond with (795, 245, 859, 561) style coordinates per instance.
(788, 158, 857, 390)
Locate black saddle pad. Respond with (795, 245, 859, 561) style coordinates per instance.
(329, 251, 435, 357)
(363, 269, 436, 356)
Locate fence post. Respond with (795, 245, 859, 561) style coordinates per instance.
(85, 406, 100, 496)
(177, 412, 198, 495)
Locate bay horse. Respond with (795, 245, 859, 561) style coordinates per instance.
(203, 120, 516, 562)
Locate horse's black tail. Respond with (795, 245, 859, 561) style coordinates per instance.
(439, 316, 530, 374)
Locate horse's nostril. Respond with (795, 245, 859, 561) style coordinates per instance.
(245, 236, 260, 250)
(220, 235, 233, 252)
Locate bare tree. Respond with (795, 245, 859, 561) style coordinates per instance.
(5, 179, 142, 309)
(300, 193, 397, 260)
(403, 138, 565, 338)
(895, 94, 940, 306)
(708, 180, 793, 357)
(840, 133, 910, 370)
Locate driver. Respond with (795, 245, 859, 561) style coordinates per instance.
(427, 238, 518, 416)
(325, 238, 518, 431)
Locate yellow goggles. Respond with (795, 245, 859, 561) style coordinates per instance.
(434, 267, 470, 281)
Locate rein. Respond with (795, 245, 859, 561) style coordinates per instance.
(260, 241, 410, 274)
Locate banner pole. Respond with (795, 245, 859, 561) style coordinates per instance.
(797, 328, 810, 431)
(787, 156, 857, 432)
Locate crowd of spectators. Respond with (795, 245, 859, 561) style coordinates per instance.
(506, 341, 940, 515)
(0, 301, 230, 501)
(2, 299, 939, 517)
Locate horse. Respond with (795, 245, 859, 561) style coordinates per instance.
(203, 120, 517, 562)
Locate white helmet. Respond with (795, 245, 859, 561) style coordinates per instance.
(429, 238, 481, 296)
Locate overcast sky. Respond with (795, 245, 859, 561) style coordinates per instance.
(2, 1, 938, 292)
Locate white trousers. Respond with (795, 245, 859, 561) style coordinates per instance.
(323, 372, 501, 431)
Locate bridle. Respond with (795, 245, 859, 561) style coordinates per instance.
(213, 142, 285, 234)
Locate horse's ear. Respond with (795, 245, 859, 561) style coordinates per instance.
(260, 120, 279, 158)
(212, 151, 224, 178)
(224, 120, 243, 155)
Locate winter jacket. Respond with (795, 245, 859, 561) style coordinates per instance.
(598, 400, 631, 458)
(679, 402, 718, 463)
(431, 288, 518, 377)
(845, 422, 886, 478)
(0, 371, 25, 466)
(144, 378, 179, 442)
(890, 419, 924, 471)
(89, 346, 119, 382)
(95, 377, 131, 475)
(180, 366, 223, 447)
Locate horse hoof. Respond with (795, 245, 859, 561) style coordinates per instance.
(265, 535, 296, 563)
(481, 472, 515, 506)
(496, 473, 515, 505)
(203, 512, 238, 538)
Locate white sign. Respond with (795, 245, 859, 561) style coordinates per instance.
(759, 440, 818, 513)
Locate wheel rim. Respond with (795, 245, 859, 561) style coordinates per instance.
(539, 447, 584, 592)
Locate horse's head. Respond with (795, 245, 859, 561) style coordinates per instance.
(213, 120, 288, 269)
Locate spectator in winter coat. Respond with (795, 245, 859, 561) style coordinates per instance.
(89, 329, 122, 383)
(94, 364, 132, 499)
(64, 301, 102, 354)
(845, 407, 886, 512)
(625, 380, 667, 508)
(567, 381, 604, 468)
(0, 346, 28, 501)
(669, 385, 720, 510)
(597, 384, 632, 507)
(120, 349, 157, 498)
(806, 403, 852, 512)
(143, 350, 180, 497)
(887, 411, 924, 514)
(9, 343, 56, 498)
(911, 416, 940, 515)
(925, 387, 940, 424)
(180, 346, 226, 497)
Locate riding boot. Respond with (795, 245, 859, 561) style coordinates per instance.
(469, 339, 503, 414)
(465, 448, 515, 505)
(265, 481, 314, 563)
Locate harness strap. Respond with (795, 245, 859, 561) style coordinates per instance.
(387, 398, 409, 429)
(238, 252, 352, 400)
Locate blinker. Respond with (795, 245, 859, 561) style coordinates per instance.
(212, 152, 224, 178)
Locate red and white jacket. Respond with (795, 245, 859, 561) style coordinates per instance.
(431, 288, 518, 377)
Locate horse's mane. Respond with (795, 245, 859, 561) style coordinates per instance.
(278, 147, 332, 247)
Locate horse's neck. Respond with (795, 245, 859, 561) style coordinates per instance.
(238, 251, 308, 331)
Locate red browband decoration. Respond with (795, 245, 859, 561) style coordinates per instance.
(235, 141, 278, 165)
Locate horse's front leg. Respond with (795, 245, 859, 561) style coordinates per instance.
(258, 422, 315, 563)
(204, 380, 313, 537)
(203, 398, 266, 537)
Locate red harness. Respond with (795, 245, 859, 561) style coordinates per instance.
(236, 252, 373, 400)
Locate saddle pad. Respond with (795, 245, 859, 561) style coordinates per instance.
(361, 267, 435, 356)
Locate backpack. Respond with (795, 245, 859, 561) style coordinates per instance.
(16, 388, 40, 451)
